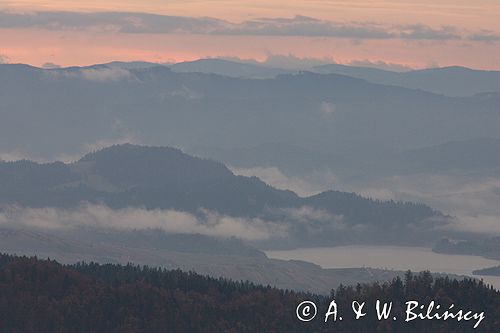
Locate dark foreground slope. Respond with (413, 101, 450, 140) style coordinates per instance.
(0, 226, 402, 294)
(0, 254, 498, 333)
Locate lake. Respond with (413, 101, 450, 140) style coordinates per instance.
(266, 245, 500, 290)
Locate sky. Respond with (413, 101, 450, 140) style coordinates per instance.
(0, 0, 499, 69)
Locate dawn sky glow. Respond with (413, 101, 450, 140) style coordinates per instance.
(1, 0, 499, 69)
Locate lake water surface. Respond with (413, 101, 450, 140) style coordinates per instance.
(266, 245, 500, 290)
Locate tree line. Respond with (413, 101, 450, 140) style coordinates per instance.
(0, 253, 498, 332)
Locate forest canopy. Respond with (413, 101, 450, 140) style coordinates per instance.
(0, 253, 498, 332)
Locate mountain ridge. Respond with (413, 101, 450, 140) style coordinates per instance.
(1, 62, 499, 160)
(0, 144, 447, 247)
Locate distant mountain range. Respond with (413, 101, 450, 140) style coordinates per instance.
(313, 64, 500, 97)
(189, 138, 500, 183)
(1, 59, 497, 302)
(169, 58, 291, 79)
(1, 63, 498, 161)
(106, 59, 500, 97)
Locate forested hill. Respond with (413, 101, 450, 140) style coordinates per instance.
(0, 254, 498, 332)
(0, 144, 447, 247)
(0, 144, 448, 248)
(0, 144, 439, 221)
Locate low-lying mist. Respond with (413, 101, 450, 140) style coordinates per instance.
(0, 204, 286, 241)
(231, 165, 500, 235)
